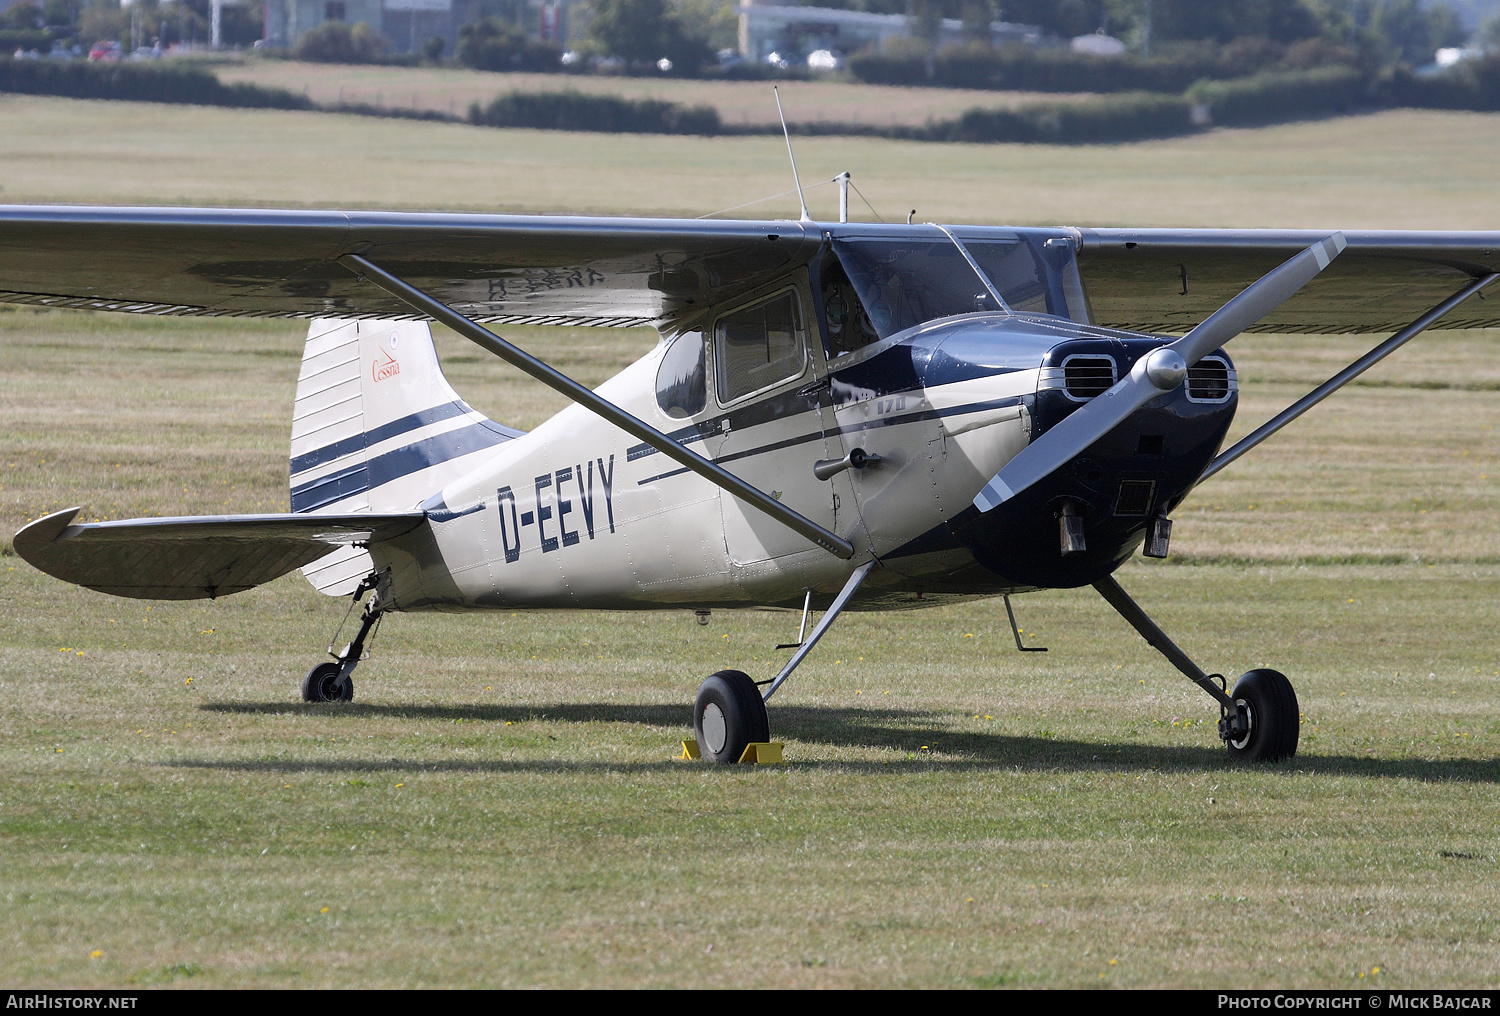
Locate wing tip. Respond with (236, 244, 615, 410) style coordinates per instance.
(12, 507, 82, 567)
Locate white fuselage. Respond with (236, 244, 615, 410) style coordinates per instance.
(377, 321, 1038, 613)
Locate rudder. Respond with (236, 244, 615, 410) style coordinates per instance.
(289, 318, 522, 594)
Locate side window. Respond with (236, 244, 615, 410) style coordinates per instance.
(714, 291, 806, 403)
(655, 332, 707, 419)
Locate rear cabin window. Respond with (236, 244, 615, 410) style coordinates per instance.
(714, 291, 806, 403)
(655, 332, 707, 419)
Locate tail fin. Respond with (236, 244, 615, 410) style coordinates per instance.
(289, 318, 522, 594)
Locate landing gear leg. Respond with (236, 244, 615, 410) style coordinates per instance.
(1092, 574, 1298, 762)
(691, 561, 874, 763)
(302, 570, 390, 704)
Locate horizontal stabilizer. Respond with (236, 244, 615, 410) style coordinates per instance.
(12, 508, 425, 600)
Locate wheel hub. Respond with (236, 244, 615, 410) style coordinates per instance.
(1223, 698, 1254, 748)
(701, 702, 727, 754)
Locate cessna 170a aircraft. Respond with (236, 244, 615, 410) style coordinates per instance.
(5, 203, 1498, 764)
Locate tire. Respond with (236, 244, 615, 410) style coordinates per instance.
(302, 662, 353, 703)
(693, 669, 770, 764)
(1225, 668, 1298, 762)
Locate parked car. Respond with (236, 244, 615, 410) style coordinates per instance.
(806, 49, 841, 71)
(87, 40, 122, 61)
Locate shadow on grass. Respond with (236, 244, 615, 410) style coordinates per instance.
(197, 699, 1500, 782)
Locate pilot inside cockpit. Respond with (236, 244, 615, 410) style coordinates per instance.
(822, 237, 1004, 361)
(819, 257, 882, 359)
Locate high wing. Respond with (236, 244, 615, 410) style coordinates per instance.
(1076, 228, 1500, 334)
(13, 508, 425, 600)
(0, 206, 819, 328)
(3, 207, 1498, 334)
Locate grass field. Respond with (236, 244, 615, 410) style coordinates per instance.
(0, 99, 1497, 987)
(4, 95, 1500, 226)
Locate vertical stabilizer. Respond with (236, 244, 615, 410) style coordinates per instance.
(289, 318, 523, 594)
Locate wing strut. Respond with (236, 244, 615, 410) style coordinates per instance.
(338, 254, 855, 560)
(1198, 271, 1499, 483)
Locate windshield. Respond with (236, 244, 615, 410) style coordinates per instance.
(830, 237, 1001, 343)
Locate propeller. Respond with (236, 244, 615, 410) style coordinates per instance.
(973, 232, 1346, 513)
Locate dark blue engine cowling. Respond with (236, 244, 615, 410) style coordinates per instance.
(945, 328, 1236, 588)
(835, 314, 1239, 591)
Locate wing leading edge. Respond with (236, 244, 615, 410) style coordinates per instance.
(13, 508, 426, 600)
(1076, 228, 1500, 334)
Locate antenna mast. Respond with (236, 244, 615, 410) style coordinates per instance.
(774, 87, 811, 223)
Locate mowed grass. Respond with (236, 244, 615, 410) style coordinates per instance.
(3, 95, 1500, 226)
(0, 104, 1497, 986)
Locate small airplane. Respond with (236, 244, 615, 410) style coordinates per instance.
(4, 197, 1498, 764)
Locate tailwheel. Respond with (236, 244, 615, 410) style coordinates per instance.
(1224, 668, 1298, 762)
(302, 661, 353, 703)
(693, 669, 769, 764)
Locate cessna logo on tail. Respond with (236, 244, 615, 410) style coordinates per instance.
(372, 349, 400, 383)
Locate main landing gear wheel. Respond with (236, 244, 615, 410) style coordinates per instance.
(302, 662, 353, 703)
(1225, 668, 1298, 762)
(693, 669, 769, 764)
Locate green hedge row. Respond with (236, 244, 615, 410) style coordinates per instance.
(937, 91, 1195, 143)
(850, 43, 1255, 95)
(1, 29, 53, 52)
(1375, 59, 1500, 112)
(469, 90, 720, 135)
(0, 58, 312, 109)
(9, 56, 1499, 148)
(1186, 66, 1367, 126)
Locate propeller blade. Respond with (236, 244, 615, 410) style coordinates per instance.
(1167, 232, 1345, 368)
(973, 232, 1346, 513)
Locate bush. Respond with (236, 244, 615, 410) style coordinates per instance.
(0, 57, 312, 109)
(456, 17, 560, 72)
(469, 89, 720, 134)
(1375, 58, 1500, 112)
(0, 29, 51, 52)
(292, 21, 386, 64)
(941, 92, 1194, 143)
(850, 37, 1350, 95)
(1186, 66, 1368, 126)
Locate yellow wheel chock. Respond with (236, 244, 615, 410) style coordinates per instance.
(677, 739, 783, 763)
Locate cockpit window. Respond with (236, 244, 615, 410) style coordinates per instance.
(963, 241, 1050, 314)
(820, 256, 882, 358)
(714, 290, 806, 403)
(949, 231, 1094, 324)
(830, 238, 999, 343)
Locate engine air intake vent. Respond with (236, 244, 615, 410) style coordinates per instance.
(1186, 356, 1236, 403)
(1060, 355, 1116, 401)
